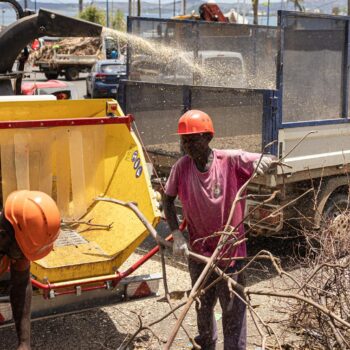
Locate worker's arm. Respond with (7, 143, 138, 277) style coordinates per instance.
(10, 260, 32, 350)
(163, 194, 188, 257)
(163, 194, 179, 231)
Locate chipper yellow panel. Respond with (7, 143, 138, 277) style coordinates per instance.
(0, 99, 110, 120)
(0, 100, 160, 283)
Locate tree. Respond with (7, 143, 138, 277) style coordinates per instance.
(79, 5, 106, 26)
(332, 6, 340, 15)
(292, 0, 305, 12)
(111, 9, 126, 32)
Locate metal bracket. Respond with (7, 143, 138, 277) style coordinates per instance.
(106, 281, 113, 290)
(49, 290, 55, 299)
(269, 95, 278, 111)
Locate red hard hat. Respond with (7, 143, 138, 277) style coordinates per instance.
(177, 110, 215, 135)
(4, 190, 61, 261)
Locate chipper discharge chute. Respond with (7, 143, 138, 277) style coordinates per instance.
(0, 98, 162, 321)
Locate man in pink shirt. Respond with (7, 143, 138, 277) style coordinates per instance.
(163, 110, 272, 350)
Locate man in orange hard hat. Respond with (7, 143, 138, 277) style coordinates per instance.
(0, 190, 61, 350)
(163, 110, 273, 350)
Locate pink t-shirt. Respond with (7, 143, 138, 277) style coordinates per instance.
(165, 149, 259, 263)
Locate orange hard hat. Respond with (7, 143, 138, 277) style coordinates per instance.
(177, 110, 215, 135)
(4, 190, 61, 261)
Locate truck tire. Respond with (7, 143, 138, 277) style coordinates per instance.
(322, 192, 349, 224)
(45, 73, 59, 80)
(65, 67, 79, 81)
(321, 192, 350, 258)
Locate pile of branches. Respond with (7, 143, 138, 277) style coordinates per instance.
(288, 211, 350, 349)
(29, 37, 103, 63)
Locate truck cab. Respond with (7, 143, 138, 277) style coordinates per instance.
(197, 50, 246, 88)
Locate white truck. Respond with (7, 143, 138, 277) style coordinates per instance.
(34, 36, 120, 81)
(119, 11, 350, 233)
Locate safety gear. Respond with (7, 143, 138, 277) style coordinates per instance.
(172, 229, 189, 258)
(4, 190, 61, 261)
(178, 110, 215, 135)
(253, 156, 273, 176)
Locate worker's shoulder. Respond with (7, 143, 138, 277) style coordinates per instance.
(173, 154, 191, 169)
(214, 148, 245, 159)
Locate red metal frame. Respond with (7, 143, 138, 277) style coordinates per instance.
(31, 234, 173, 298)
(0, 115, 134, 130)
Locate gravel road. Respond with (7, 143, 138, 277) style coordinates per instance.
(0, 231, 304, 350)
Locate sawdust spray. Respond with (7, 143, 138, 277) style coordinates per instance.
(103, 27, 276, 90)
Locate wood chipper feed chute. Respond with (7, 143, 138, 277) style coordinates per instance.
(0, 99, 161, 284)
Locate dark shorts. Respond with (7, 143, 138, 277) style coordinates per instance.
(188, 259, 247, 350)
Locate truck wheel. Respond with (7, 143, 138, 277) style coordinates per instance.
(321, 192, 350, 257)
(322, 193, 349, 225)
(65, 67, 79, 81)
(45, 73, 59, 80)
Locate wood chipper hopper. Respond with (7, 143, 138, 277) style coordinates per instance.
(0, 98, 162, 320)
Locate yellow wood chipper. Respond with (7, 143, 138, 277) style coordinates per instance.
(0, 2, 163, 324)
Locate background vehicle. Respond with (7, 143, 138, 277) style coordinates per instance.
(162, 50, 247, 87)
(21, 80, 79, 99)
(33, 35, 121, 81)
(86, 59, 127, 98)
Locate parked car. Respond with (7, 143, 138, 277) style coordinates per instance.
(86, 60, 127, 98)
(21, 80, 78, 99)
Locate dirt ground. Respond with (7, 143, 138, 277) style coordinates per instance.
(0, 231, 303, 350)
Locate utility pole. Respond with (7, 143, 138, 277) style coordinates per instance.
(181, 0, 186, 15)
(79, 0, 83, 13)
(128, 0, 132, 17)
(348, 0, 350, 15)
(24, 0, 27, 9)
(106, 0, 110, 26)
(137, 0, 141, 16)
(159, 0, 161, 18)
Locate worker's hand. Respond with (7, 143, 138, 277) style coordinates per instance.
(172, 229, 189, 258)
(253, 155, 273, 176)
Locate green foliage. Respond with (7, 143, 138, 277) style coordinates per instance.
(111, 9, 126, 32)
(79, 5, 106, 26)
(332, 6, 340, 15)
